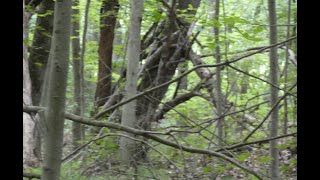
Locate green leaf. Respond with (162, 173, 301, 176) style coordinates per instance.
(290, 159, 297, 164)
(257, 156, 272, 163)
(37, 10, 54, 17)
(275, 144, 288, 149)
(236, 152, 250, 162)
(216, 166, 226, 173)
(202, 166, 212, 173)
(253, 26, 264, 34)
(280, 165, 291, 171)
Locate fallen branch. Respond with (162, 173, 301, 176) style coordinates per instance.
(23, 105, 263, 179)
(217, 132, 297, 152)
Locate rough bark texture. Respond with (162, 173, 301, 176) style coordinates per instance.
(41, 0, 72, 179)
(94, 0, 119, 108)
(268, 0, 280, 179)
(119, 0, 144, 164)
(71, 0, 83, 149)
(23, 0, 39, 168)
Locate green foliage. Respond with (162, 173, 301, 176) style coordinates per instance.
(27, 0, 297, 178)
(256, 156, 272, 163)
(37, 10, 54, 17)
(215, 165, 227, 173)
(202, 165, 213, 173)
(236, 152, 250, 162)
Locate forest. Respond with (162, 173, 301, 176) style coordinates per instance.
(23, 0, 297, 179)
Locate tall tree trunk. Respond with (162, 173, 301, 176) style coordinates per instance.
(128, 0, 201, 163)
(268, 0, 280, 179)
(28, 0, 54, 160)
(23, 0, 39, 168)
(71, 0, 83, 149)
(79, 0, 91, 140)
(213, 0, 224, 146)
(119, 0, 144, 164)
(283, 0, 292, 135)
(29, 0, 54, 106)
(41, 0, 72, 179)
(94, 0, 119, 108)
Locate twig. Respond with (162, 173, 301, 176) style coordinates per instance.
(217, 132, 297, 152)
(242, 82, 297, 142)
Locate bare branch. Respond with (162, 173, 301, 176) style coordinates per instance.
(94, 36, 296, 120)
(217, 132, 297, 152)
(23, 105, 263, 179)
(242, 82, 297, 142)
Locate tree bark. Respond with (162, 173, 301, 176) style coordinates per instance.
(41, 0, 72, 179)
(283, 0, 292, 135)
(71, 0, 83, 149)
(213, 0, 224, 146)
(129, 0, 201, 163)
(119, 0, 144, 164)
(29, 0, 54, 106)
(268, 0, 280, 179)
(79, 0, 91, 138)
(28, 0, 54, 160)
(23, 0, 39, 168)
(94, 0, 119, 108)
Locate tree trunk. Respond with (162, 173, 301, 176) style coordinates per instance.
(119, 0, 144, 164)
(112, 21, 123, 62)
(283, 0, 292, 135)
(23, 0, 39, 168)
(94, 0, 119, 108)
(71, 0, 83, 149)
(79, 0, 91, 138)
(268, 0, 280, 179)
(29, 0, 54, 106)
(172, 62, 189, 98)
(131, 0, 201, 162)
(213, 0, 224, 146)
(28, 0, 54, 160)
(41, 0, 72, 179)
